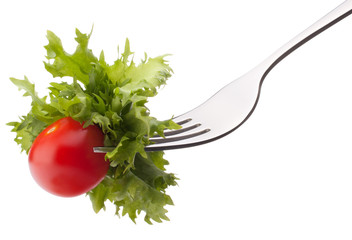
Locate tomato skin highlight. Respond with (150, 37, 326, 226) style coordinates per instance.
(28, 117, 109, 197)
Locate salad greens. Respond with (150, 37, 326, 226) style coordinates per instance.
(8, 28, 180, 224)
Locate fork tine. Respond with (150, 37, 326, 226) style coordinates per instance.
(175, 118, 192, 125)
(154, 123, 201, 137)
(152, 116, 195, 137)
(150, 128, 211, 144)
(93, 127, 211, 153)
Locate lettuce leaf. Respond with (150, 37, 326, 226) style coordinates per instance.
(8, 28, 180, 224)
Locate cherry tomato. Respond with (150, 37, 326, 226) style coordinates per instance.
(28, 117, 109, 197)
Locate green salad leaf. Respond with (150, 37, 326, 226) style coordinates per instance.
(8, 28, 180, 224)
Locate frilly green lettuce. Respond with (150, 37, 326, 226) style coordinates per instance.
(8, 28, 180, 224)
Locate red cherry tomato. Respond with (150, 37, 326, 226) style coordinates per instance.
(28, 117, 109, 197)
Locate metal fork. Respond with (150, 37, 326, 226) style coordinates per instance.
(94, 0, 352, 153)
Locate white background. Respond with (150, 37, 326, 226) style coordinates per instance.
(1, 0, 352, 239)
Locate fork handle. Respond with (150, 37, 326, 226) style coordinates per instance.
(258, 0, 352, 79)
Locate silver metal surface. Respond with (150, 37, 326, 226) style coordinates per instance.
(94, 0, 352, 153)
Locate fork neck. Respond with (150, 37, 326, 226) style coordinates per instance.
(256, 0, 352, 82)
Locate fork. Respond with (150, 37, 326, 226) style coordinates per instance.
(94, 0, 352, 153)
